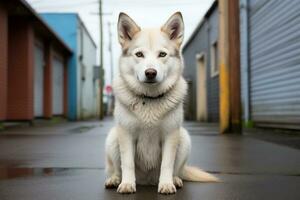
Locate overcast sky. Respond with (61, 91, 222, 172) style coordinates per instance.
(27, 0, 214, 86)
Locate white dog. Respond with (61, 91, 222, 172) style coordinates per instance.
(105, 12, 218, 194)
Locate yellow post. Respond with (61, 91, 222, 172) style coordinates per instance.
(218, 0, 231, 133)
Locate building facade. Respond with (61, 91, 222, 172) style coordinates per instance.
(183, 2, 219, 122)
(0, 0, 72, 122)
(41, 13, 100, 120)
(240, 0, 300, 130)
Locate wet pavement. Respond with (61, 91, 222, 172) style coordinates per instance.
(0, 119, 300, 200)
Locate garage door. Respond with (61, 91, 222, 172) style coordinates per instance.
(52, 56, 64, 115)
(34, 44, 44, 117)
(248, 0, 300, 129)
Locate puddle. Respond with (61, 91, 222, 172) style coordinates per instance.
(69, 125, 96, 134)
(0, 167, 69, 180)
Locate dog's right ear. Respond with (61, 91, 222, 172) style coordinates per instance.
(118, 13, 141, 47)
(161, 12, 184, 47)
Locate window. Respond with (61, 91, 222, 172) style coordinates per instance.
(210, 41, 219, 77)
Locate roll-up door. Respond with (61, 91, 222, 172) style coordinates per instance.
(52, 56, 64, 115)
(34, 44, 44, 117)
(248, 0, 300, 129)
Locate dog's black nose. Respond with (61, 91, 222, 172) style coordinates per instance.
(145, 68, 157, 80)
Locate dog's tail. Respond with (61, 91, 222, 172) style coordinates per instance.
(181, 165, 220, 182)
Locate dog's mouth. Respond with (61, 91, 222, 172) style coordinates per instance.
(136, 76, 159, 84)
(144, 80, 157, 84)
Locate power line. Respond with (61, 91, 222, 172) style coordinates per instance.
(29, 0, 97, 5)
(30, 0, 207, 10)
(28, 0, 43, 3)
(33, 1, 99, 9)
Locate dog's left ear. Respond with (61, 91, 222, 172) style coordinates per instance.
(118, 12, 141, 47)
(161, 12, 184, 47)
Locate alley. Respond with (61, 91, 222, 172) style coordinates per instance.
(0, 119, 300, 200)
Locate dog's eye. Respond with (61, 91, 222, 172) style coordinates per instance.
(158, 52, 167, 58)
(135, 52, 144, 58)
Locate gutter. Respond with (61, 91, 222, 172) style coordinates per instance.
(240, 0, 251, 124)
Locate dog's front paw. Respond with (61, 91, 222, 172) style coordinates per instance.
(117, 182, 136, 194)
(158, 182, 176, 194)
(105, 175, 121, 188)
(173, 176, 183, 188)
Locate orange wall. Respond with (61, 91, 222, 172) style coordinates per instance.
(0, 5, 7, 121)
(7, 17, 34, 120)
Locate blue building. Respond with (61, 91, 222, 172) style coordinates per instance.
(41, 13, 100, 120)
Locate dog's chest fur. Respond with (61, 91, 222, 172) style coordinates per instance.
(133, 127, 162, 185)
(135, 127, 161, 171)
(128, 98, 176, 126)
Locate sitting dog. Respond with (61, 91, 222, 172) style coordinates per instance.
(105, 12, 218, 194)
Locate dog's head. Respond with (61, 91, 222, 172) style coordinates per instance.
(117, 12, 184, 97)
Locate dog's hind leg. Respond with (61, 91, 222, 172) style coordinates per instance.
(173, 127, 191, 188)
(105, 127, 121, 188)
(175, 128, 219, 183)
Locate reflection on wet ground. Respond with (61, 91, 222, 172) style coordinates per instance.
(0, 167, 68, 180)
(1, 167, 300, 200)
(68, 125, 97, 134)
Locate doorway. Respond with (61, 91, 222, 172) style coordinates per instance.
(196, 53, 207, 122)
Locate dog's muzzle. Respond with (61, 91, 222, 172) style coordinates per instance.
(144, 68, 157, 83)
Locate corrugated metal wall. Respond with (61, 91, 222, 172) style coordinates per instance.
(183, 5, 219, 122)
(248, 0, 300, 128)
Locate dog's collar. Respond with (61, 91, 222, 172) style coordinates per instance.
(141, 93, 165, 100)
(130, 93, 165, 109)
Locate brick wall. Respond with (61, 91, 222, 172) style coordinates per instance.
(0, 5, 7, 121)
(7, 17, 34, 120)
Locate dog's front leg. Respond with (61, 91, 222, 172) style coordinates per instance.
(158, 130, 180, 194)
(116, 126, 136, 194)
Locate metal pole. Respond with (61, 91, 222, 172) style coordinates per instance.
(99, 0, 104, 119)
(108, 22, 113, 84)
(240, 0, 250, 125)
(107, 21, 114, 115)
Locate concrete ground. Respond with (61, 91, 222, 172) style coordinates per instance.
(0, 118, 300, 200)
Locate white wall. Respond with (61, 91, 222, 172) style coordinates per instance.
(76, 18, 99, 119)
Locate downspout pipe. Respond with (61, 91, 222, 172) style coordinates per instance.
(240, 0, 251, 125)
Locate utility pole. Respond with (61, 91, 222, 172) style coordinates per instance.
(228, 0, 242, 133)
(107, 21, 114, 115)
(219, 0, 230, 133)
(218, 0, 241, 134)
(98, 0, 104, 119)
(108, 22, 113, 84)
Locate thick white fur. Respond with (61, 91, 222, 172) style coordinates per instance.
(105, 12, 218, 194)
